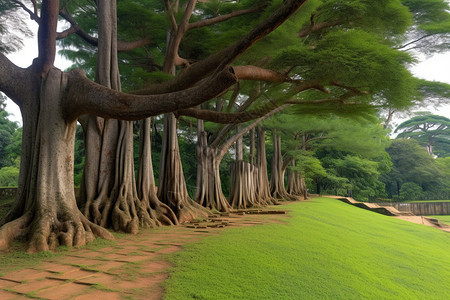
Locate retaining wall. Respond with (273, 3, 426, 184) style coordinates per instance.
(0, 188, 16, 199)
(377, 202, 450, 215)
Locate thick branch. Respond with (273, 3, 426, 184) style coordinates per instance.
(233, 65, 292, 83)
(0, 53, 39, 107)
(298, 20, 341, 37)
(210, 88, 263, 146)
(177, 104, 274, 124)
(13, 0, 40, 23)
(165, 0, 178, 31)
(63, 68, 237, 122)
(217, 104, 289, 161)
(133, 0, 307, 95)
(36, 0, 59, 75)
(58, 9, 150, 52)
(188, 6, 262, 30)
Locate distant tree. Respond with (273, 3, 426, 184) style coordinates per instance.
(0, 110, 18, 168)
(395, 114, 450, 157)
(383, 139, 442, 199)
(399, 182, 423, 201)
(435, 157, 450, 199)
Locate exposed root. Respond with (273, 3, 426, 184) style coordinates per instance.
(84, 195, 112, 229)
(176, 199, 210, 224)
(0, 213, 31, 252)
(0, 210, 114, 253)
(27, 211, 114, 253)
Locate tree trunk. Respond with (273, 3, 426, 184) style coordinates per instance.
(137, 118, 178, 226)
(79, 0, 165, 233)
(270, 132, 295, 200)
(228, 128, 259, 209)
(229, 160, 259, 209)
(195, 119, 231, 212)
(286, 161, 308, 200)
(158, 113, 209, 223)
(255, 127, 275, 205)
(0, 68, 113, 252)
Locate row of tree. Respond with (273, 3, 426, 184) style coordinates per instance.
(0, 0, 448, 252)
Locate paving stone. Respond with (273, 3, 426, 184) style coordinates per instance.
(0, 289, 29, 300)
(94, 247, 117, 253)
(60, 256, 105, 267)
(73, 290, 123, 300)
(34, 282, 92, 300)
(69, 250, 103, 259)
(34, 262, 80, 274)
(85, 260, 126, 274)
(10, 278, 63, 294)
(0, 278, 21, 289)
(155, 245, 181, 254)
(139, 260, 171, 274)
(100, 252, 155, 262)
(74, 272, 118, 287)
(1, 269, 53, 282)
(46, 269, 97, 281)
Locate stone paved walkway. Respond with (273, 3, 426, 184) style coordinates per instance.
(0, 208, 289, 300)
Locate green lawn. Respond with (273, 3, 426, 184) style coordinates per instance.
(164, 197, 450, 300)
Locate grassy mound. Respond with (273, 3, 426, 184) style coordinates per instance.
(164, 197, 450, 299)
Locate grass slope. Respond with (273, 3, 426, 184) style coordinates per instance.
(164, 197, 450, 300)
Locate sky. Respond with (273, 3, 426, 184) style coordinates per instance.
(3, 24, 450, 128)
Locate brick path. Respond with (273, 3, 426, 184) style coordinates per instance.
(0, 208, 288, 300)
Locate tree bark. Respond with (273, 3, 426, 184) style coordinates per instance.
(286, 160, 308, 200)
(0, 68, 113, 252)
(79, 0, 177, 233)
(195, 119, 231, 212)
(229, 160, 259, 209)
(158, 113, 209, 223)
(270, 132, 296, 200)
(137, 118, 178, 226)
(255, 127, 276, 205)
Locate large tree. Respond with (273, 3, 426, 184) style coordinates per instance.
(0, 0, 306, 252)
(395, 114, 450, 157)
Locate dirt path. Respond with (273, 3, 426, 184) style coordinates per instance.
(0, 208, 289, 300)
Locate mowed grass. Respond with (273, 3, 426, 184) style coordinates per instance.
(164, 197, 450, 300)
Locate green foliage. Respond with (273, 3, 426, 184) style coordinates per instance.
(0, 110, 19, 168)
(395, 113, 450, 158)
(74, 124, 85, 187)
(0, 166, 19, 187)
(399, 182, 423, 200)
(306, 0, 412, 36)
(383, 138, 448, 200)
(164, 198, 450, 299)
(0, 1, 32, 53)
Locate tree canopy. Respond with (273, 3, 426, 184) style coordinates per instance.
(395, 113, 450, 157)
